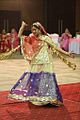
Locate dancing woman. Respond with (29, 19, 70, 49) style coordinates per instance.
(8, 21, 76, 106)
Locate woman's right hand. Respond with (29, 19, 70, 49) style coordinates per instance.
(21, 21, 28, 28)
(18, 21, 28, 37)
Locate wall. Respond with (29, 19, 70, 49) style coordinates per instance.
(0, 0, 80, 34)
(0, 0, 44, 26)
(76, 0, 80, 31)
(44, 0, 75, 36)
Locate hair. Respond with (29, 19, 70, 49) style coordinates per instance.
(31, 22, 48, 35)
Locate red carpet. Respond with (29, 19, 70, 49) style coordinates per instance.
(0, 83, 80, 120)
(60, 83, 80, 102)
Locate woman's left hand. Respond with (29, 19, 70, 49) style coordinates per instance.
(69, 52, 75, 58)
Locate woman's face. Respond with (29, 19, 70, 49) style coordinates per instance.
(65, 28, 69, 33)
(31, 26, 41, 37)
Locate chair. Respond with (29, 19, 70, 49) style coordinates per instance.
(50, 33, 60, 47)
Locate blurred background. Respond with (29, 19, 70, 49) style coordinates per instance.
(0, 0, 80, 35)
(0, 0, 80, 56)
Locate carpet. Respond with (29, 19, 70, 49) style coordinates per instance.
(60, 83, 80, 102)
(0, 83, 80, 120)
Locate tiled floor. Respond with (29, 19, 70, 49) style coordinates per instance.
(0, 54, 80, 91)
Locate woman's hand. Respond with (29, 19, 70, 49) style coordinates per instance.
(18, 21, 28, 37)
(21, 21, 28, 28)
(69, 52, 75, 58)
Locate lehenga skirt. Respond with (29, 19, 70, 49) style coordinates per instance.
(9, 71, 63, 106)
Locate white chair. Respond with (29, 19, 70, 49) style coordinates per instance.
(50, 33, 60, 47)
(69, 38, 80, 54)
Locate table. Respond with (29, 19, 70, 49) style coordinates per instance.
(69, 38, 80, 54)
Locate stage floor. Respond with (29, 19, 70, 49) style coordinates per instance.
(0, 54, 80, 91)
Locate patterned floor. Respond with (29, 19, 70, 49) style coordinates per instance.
(0, 54, 80, 91)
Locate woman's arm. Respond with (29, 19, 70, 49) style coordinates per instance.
(18, 21, 28, 38)
(44, 35, 76, 70)
(44, 36, 73, 57)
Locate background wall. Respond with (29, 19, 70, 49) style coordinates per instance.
(0, 0, 44, 23)
(0, 0, 80, 35)
(0, 0, 44, 32)
(43, 0, 76, 36)
(76, 0, 80, 32)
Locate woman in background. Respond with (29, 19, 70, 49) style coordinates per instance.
(60, 28, 72, 52)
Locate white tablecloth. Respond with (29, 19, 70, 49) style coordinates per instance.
(69, 38, 80, 54)
(50, 34, 60, 47)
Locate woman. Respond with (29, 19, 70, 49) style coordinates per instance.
(10, 28, 19, 50)
(9, 21, 75, 106)
(0, 29, 7, 53)
(60, 28, 72, 52)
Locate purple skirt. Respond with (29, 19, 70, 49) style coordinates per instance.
(9, 71, 63, 106)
